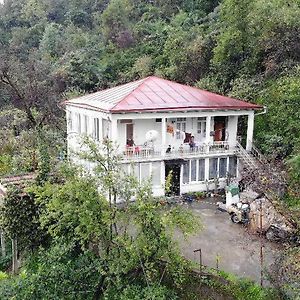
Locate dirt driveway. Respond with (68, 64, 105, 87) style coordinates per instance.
(175, 197, 283, 283)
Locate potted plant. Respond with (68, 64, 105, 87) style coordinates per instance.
(194, 191, 206, 201)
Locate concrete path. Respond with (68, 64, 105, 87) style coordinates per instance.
(175, 198, 283, 283)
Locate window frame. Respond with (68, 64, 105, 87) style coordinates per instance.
(197, 117, 206, 136)
(176, 118, 187, 139)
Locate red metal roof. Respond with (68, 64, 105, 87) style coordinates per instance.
(66, 76, 263, 113)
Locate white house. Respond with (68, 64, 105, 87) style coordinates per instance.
(65, 76, 263, 197)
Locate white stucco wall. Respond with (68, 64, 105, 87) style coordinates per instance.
(66, 106, 247, 198)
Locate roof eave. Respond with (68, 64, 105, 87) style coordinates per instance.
(65, 102, 111, 114)
(110, 105, 264, 114)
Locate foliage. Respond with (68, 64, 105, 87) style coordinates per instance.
(268, 246, 300, 299)
(0, 0, 299, 297)
(22, 140, 201, 298)
(207, 270, 281, 300)
(0, 187, 48, 252)
(0, 107, 65, 176)
(105, 283, 177, 300)
(0, 242, 102, 300)
(254, 71, 300, 158)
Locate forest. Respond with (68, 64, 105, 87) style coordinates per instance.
(0, 0, 299, 299)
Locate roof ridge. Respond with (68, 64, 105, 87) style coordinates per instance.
(110, 76, 152, 110)
(151, 76, 258, 105)
(67, 77, 149, 103)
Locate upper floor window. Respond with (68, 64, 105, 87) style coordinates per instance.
(176, 118, 186, 139)
(83, 115, 89, 134)
(68, 111, 73, 132)
(102, 119, 110, 139)
(93, 118, 100, 141)
(197, 117, 206, 136)
(76, 113, 81, 134)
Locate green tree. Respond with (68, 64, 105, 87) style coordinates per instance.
(100, 0, 134, 47)
(30, 139, 200, 298)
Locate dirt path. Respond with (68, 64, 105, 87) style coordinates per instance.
(175, 198, 283, 283)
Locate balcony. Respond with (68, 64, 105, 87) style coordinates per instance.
(119, 141, 234, 161)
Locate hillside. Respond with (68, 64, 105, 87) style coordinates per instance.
(0, 0, 299, 299)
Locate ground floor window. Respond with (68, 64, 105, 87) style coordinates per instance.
(219, 157, 227, 178)
(182, 158, 206, 184)
(183, 162, 189, 184)
(151, 162, 161, 186)
(229, 156, 237, 177)
(126, 162, 156, 184)
(209, 158, 218, 179)
(183, 156, 237, 184)
(191, 160, 197, 182)
(198, 159, 205, 181)
(140, 163, 151, 181)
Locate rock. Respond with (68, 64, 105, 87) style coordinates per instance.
(266, 225, 291, 242)
(240, 189, 260, 202)
(247, 196, 295, 242)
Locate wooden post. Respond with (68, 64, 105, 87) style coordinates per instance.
(216, 253, 219, 271)
(193, 248, 202, 278)
(260, 200, 264, 287)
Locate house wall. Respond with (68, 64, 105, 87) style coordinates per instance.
(120, 155, 238, 198)
(67, 106, 245, 153)
(66, 106, 247, 198)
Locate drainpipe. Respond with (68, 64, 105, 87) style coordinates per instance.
(254, 106, 267, 117)
(248, 106, 267, 151)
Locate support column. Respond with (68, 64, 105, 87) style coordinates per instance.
(161, 117, 167, 156)
(227, 116, 238, 148)
(246, 112, 254, 151)
(111, 118, 118, 145)
(205, 116, 211, 153)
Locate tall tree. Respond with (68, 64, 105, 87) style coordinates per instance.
(0, 50, 62, 129)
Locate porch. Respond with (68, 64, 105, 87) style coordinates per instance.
(119, 141, 233, 161)
(113, 113, 245, 161)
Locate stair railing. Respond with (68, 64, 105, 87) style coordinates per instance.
(235, 142, 258, 170)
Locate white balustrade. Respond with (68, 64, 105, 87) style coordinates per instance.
(120, 141, 231, 161)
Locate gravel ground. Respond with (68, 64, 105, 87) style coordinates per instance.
(174, 197, 283, 283)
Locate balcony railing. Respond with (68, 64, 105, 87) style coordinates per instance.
(120, 141, 234, 161)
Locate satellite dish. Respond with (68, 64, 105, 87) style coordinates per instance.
(145, 130, 159, 142)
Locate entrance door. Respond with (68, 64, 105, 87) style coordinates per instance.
(214, 117, 226, 141)
(165, 162, 181, 196)
(126, 123, 134, 145)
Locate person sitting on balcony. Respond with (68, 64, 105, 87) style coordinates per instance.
(189, 136, 196, 151)
(127, 138, 134, 147)
(166, 145, 171, 153)
(134, 145, 140, 155)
